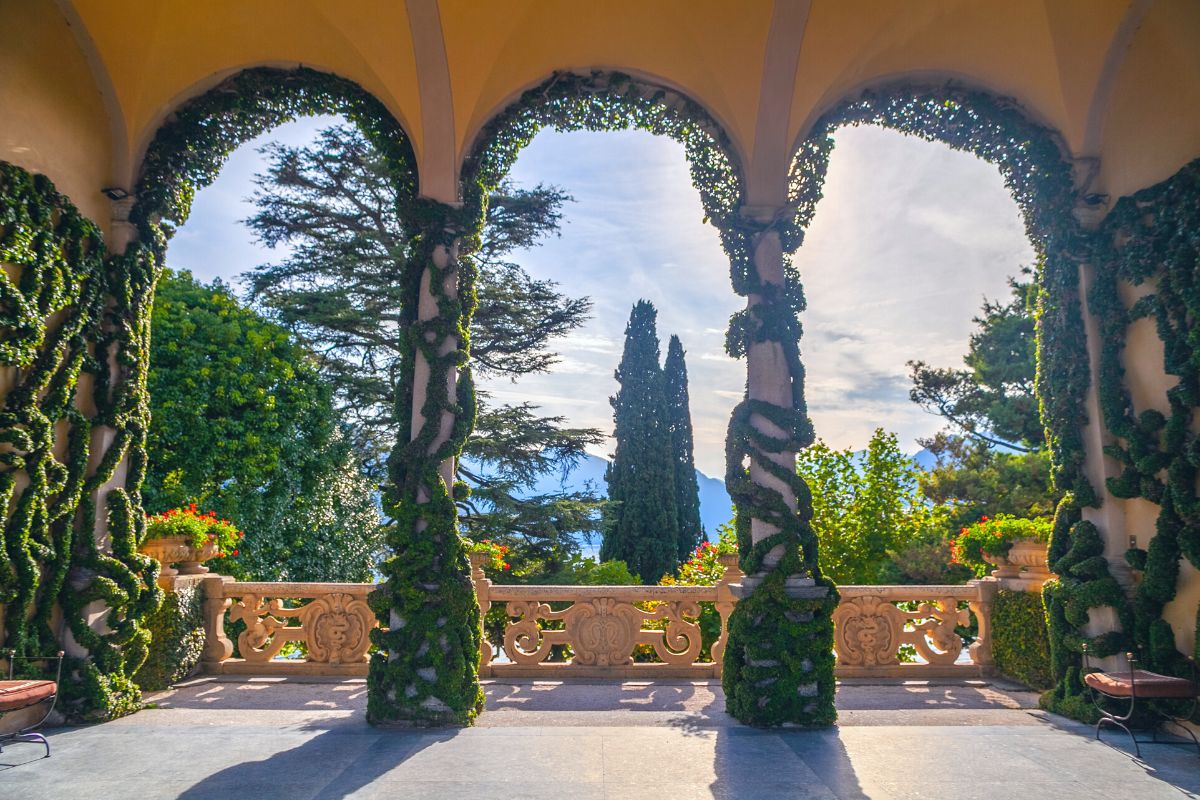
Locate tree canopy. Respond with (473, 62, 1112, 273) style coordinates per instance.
(664, 335, 704, 562)
(797, 429, 937, 585)
(908, 270, 1042, 451)
(145, 269, 382, 581)
(241, 122, 603, 570)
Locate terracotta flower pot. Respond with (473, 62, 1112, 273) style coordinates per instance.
(140, 535, 221, 576)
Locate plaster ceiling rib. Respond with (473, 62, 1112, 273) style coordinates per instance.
(744, 0, 812, 210)
(406, 0, 458, 203)
(54, 0, 130, 191)
(1082, 0, 1155, 160)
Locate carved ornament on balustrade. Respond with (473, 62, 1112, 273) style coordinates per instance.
(833, 593, 968, 667)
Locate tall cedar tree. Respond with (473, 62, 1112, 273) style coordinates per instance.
(664, 335, 704, 561)
(242, 123, 603, 567)
(601, 301, 680, 583)
(907, 269, 1042, 451)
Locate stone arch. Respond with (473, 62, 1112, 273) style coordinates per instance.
(780, 79, 1132, 720)
(785, 78, 1081, 256)
(128, 65, 419, 243)
(449, 69, 837, 728)
(458, 70, 748, 269)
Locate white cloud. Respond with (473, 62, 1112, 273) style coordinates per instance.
(169, 121, 1034, 476)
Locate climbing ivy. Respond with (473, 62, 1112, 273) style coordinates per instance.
(0, 160, 161, 721)
(367, 197, 486, 725)
(133, 577, 205, 690)
(1088, 158, 1200, 679)
(782, 82, 1132, 722)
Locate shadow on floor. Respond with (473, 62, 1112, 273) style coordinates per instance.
(1037, 709, 1200, 794)
(174, 725, 457, 800)
(484, 678, 728, 720)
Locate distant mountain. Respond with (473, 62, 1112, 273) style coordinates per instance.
(465, 447, 936, 546)
(911, 447, 937, 470)
(486, 452, 731, 541)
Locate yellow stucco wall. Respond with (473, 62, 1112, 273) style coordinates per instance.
(785, 0, 1128, 155)
(439, 0, 772, 166)
(0, 1, 112, 229)
(1097, 0, 1200, 199)
(67, 0, 425, 183)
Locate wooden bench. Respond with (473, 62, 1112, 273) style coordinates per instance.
(1082, 644, 1198, 757)
(0, 650, 63, 759)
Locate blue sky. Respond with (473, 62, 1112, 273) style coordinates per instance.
(167, 118, 1033, 477)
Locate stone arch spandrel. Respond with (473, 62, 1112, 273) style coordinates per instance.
(1096, 0, 1200, 200)
(0, 0, 114, 228)
(784, 0, 1112, 161)
(65, 0, 424, 184)
(439, 0, 771, 169)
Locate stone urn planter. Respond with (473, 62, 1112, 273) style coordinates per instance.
(140, 535, 221, 577)
(1006, 539, 1051, 579)
(982, 550, 1022, 579)
(983, 539, 1051, 583)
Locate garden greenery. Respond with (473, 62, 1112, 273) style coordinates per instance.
(951, 515, 1051, 578)
(144, 505, 244, 558)
(1089, 158, 1200, 678)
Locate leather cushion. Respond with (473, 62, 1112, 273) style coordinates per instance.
(1084, 669, 1195, 699)
(0, 679, 56, 712)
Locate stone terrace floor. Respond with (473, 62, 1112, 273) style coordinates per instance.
(2, 677, 1197, 799)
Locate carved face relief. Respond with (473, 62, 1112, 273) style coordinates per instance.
(566, 598, 638, 666)
(833, 596, 899, 666)
(304, 593, 374, 664)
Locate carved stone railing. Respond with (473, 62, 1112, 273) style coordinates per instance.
(200, 576, 376, 676)
(833, 582, 997, 678)
(472, 552, 742, 678)
(193, 561, 998, 680)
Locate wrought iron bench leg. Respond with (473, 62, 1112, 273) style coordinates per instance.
(1096, 713, 1140, 757)
(1, 732, 49, 758)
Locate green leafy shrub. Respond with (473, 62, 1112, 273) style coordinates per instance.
(992, 589, 1053, 690)
(134, 581, 205, 691)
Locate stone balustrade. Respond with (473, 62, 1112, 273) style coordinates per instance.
(833, 582, 997, 678)
(200, 576, 376, 676)
(195, 559, 999, 680)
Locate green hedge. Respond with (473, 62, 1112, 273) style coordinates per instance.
(134, 580, 205, 691)
(992, 589, 1053, 690)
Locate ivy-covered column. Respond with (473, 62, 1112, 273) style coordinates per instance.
(722, 210, 837, 727)
(367, 200, 483, 726)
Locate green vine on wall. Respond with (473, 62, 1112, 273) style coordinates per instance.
(124, 67, 448, 723)
(1089, 158, 1200, 679)
(0, 160, 162, 720)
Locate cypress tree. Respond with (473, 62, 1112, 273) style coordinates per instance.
(601, 301, 679, 582)
(664, 335, 704, 562)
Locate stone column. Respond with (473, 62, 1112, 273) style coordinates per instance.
(368, 202, 484, 727)
(745, 224, 795, 570)
(721, 206, 836, 728)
